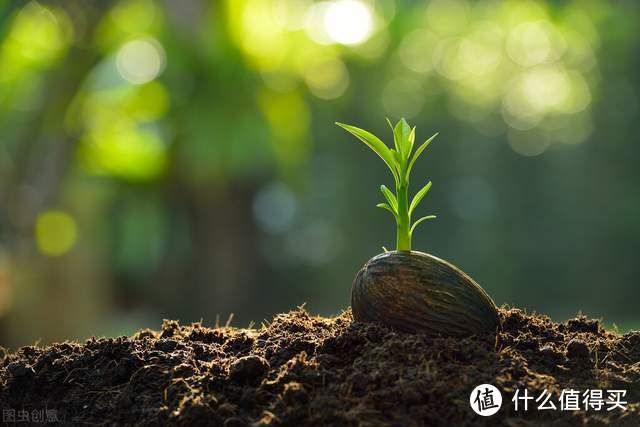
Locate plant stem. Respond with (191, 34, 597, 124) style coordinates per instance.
(396, 184, 411, 251)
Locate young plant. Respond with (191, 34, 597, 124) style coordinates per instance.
(336, 118, 437, 252)
(337, 118, 499, 337)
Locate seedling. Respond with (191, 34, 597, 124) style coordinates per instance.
(336, 118, 499, 337)
(336, 118, 437, 251)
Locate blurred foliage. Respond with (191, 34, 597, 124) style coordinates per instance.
(0, 0, 639, 347)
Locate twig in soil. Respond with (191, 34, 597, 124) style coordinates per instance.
(63, 366, 89, 384)
(170, 377, 196, 394)
(225, 313, 235, 328)
(84, 385, 126, 397)
(613, 346, 633, 362)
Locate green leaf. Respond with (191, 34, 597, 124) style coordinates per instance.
(376, 203, 397, 219)
(410, 215, 437, 235)
(392, 150, 403, 169)
(408, 126, 416, 156)
(336, 122, 399, 184)
(337, 118, 441, 252)
(409, 181, 432, 216)
(385, 117, 394, 133)
(407, 132, 437, 177)
(393, 118, 412, 161)
(380, 185, 397, 211)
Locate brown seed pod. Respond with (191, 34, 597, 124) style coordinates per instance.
(351, 251, 500, 337)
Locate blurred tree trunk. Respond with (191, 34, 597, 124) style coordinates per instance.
(154, 181, 260, 324)
(1, 2, 113, 347)
(148, 1, 266, 326)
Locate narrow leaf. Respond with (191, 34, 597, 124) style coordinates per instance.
(393, 118, 412, 161)
(385, 117, 394, 132)
(392, 150, 403, 172)
(410, 215, 437, 235)
(376, 203, 397, 219)
(376, 203, 396, 215)
(408, 126, 416, 157)
(391, 120, 401, 153)
(380, 185, 397, 211)
(336, 122, 399, 183)
(409, 181, 432, 216)
(407, 132, 437, 177)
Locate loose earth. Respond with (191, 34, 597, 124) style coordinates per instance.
(1, 307, 639, 426)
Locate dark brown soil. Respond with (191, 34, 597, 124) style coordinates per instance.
(1, 307, 639, 426)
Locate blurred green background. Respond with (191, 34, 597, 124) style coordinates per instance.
(0, 0, 639, 348)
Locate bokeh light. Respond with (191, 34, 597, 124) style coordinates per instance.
(4, 2, 71, 66)
(0, 2, 72, 111)
(110, 0, 157, 33)
(398, 30, 437, 74)
(506, 20, 565, 67)
(384, 0, 600, 155)
(323, 0, 374, 45)
(116, 38, 165, 85)
(253, 183, 298, 234)
(426, 0, 469, 36)
(303, 56, 349, 99)
(79, 119, 168, 180)
(304, 2, 334, 46)
(382, 77, 425, 119)
(507, 129, 551, 156)
(35, 210, 78, 256)
(271, 0, 311, 31)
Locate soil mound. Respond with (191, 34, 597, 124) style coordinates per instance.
(1, 307, 639, 426)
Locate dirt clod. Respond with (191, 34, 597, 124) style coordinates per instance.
(223, 416, 245, 427)
(229, 355, 270, 384)
(567, 338, 590, 359)
(282, 382, 308, 405)
(5, 361, 33, 378)
(1, 307, 639, 426)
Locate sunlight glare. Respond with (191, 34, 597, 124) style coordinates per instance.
(324, 0, 373, 45)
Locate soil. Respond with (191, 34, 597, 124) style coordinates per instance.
(1, 307, 639, 426)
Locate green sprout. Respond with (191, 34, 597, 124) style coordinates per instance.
(336, 118, 438, 252)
